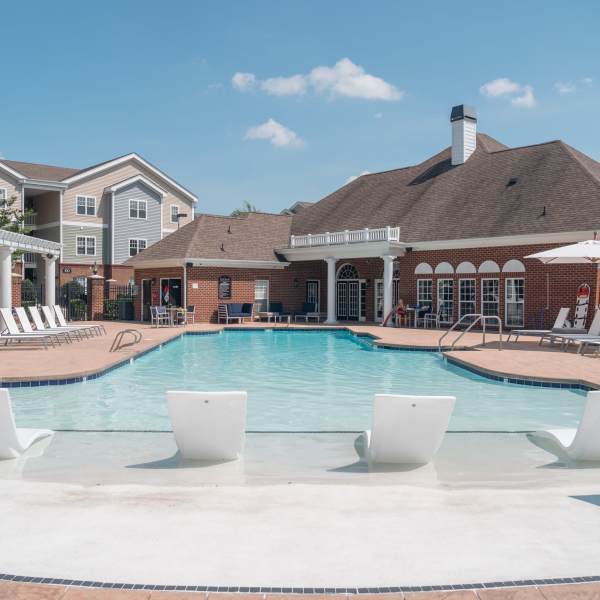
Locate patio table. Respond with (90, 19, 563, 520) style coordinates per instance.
(167, 307, 186, 326)
(294, 312, 323, 323)
(256, 311, 279, 323)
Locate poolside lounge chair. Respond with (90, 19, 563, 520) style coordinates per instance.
(27, 306, 83, 342)
(526, 390, 600, 462)
(14, 307, 68, 345)
(507, 307, 571, 343)
(0, 308, 56, 349)
(0, 389, 54, 459)
(294, 302, 319, 322)
(355, 394, 456, 465)
(218, 303, 253, 324)
(543, 309, 600, 351)
(166, 390, 247, 461)
(53, 305, 105, 336)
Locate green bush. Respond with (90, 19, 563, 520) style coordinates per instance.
(103, 299, 119, 320)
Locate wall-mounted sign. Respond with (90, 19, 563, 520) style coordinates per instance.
(62, 267, 72, 273)
(192, 282, 199, 289)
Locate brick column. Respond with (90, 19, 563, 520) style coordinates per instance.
(11, 273, 22, 308)
(87, 275, 105, 321)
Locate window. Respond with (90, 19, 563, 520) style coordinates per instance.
(76, 235, 96, 256)
(218, 275, 231, 299)
(437, 279, 454, 323)
(76, 195, 96, 216)
(306, 280, 320, 311)
(505, 278, 525, 328)
(129, 238, 147, 257)
(481, 279, 499, 317)
(0, 188, 6, 206)
(129, 198, 147, 219)
(459, 279, 476, 319)
(337, 264, 359, 280)
(416, 279, 433, 307)
(254, 280, 269, 312)
(170, 205, 179, 224)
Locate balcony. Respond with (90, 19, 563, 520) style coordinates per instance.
(289, 226, 400, 248)
(24, 213, 37, 227)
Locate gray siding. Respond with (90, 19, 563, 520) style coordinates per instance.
(62, 224, 108, 263)
(113, 182, 162, 264)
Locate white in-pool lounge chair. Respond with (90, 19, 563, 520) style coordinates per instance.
(527, 390, 600, 462)
(14, 307, 68, 345)
(355, 394, 456, 465)
(507, 307, 570, 343)
(166, 390, 247, 461)
(543, 309, 600, 352)
(0, 308, 56, 349)
(53, 304, 105, 336)
(27, 306, 81, 342)
(0, 389, 54, 459)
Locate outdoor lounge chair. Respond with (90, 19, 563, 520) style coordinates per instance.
(14, 307, 69, 345)
(27, 306, 83, 342)
(526, 390, 600, 462)
(0, 308, 56, 349)
(355, 394, 456, 465)
(507, 307, 571, 343)
(166, 390, 247, 461)
(294, 302, 319, 322)
(543, 309, 600, 351)
(53, 304, 105, 336)
(0, 389, 54, 460)
(218, 303, 253, 324)
(44, 305, 102, 337)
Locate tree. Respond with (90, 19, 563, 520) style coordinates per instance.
(0, 194, 33, 265)
(231, 200, 260, 216)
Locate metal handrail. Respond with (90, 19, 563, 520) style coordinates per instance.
(437, 314, 502, 352)
(110, 329, 142, 353)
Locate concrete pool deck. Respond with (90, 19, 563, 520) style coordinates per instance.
(1, 321, 600, 388)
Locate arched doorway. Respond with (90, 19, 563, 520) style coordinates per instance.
(336, 263, 360, 320)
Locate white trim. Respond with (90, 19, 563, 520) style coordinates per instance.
(22, 179, 68, 191)
(306, 279, 321, 312)
(76, 235, 96, 257)
(374, 277, 383, 322)
(49, 220, 109, 229)
(502, 259, 526, 273)
(456, 261, 476, 274)
(111, 191, 115, 264)
(63, 153, 198, 203)
(0, 188, 7, 202)
(170, 204, 179, 224)
(254, 279, 269, 312)
(59, 190, 64, 262)
(76, 194, 97, 216)
(0, 161, 25, 180)
(414, 261, 433, 275)
(416, 278, 433, 306)
(109, 174, 167, 197)
(505, 277, 525, 328)
(162, 228, 176, 234)
(129, 198, 148, 220)
(281, 241, 405, 261)
(478, 260, 500, 273)
(129, 238, 148, 257)
(0, 229, 61, 255)
(188, 258, 290, 270)
(434, 261, 454, 274)
(481, 277, 500, 318)
(458, 278, 476, 319)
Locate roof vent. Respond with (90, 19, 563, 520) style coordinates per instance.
(507, 176, 519, 187)
(450, 104, 477, 166)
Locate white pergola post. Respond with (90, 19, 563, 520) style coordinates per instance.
(382, 255, 395, 327)
(324, 257, 337, 324)
(43, 255, 58, 306)
(0, 246, 12, 308)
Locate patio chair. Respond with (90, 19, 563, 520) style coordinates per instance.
(150, 306, 170, 328)
(543, 309, 600, 351)
(28, 306, 83, 342)
(0, 389, 54, 459)
(415, 304, 432, 327)
(294, 302, 318, 322)
(53, 304, 105, 336)
(185, 305, 196, 324)
(354, 394, 456, 465)
(0, 308, 56, 349)
(268, 301, 292, 323)
(14, 307, 69, 345)
(526, 390, 600, 462)
(218, 303, 253, 323)
(507, 307, 571, 343)
(166, 390, 247, 461)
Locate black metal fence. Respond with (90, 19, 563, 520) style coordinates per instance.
(103, 283, 137, 320)
(58, 280, 88, 321)
(21, 280, 44, 307)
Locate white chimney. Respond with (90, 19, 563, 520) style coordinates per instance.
(451, 104, 477, 165)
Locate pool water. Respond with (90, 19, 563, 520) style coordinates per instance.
(11, 330, 586, 432)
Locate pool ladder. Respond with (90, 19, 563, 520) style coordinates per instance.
(437, 314, 502, 353)
(110, 329, 143, 353)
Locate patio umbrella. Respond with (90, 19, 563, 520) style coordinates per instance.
(525, 239, 600, 308)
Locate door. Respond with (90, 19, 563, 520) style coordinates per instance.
(374, 279, 384, 322)
(160, 278, 182, 307)
(141, 279, 151, 321)
(254, 279, 269, 312)
(306, 280, 320, 311)
(337, 281, 360, 320)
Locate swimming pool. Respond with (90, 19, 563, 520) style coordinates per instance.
(11, 329, 586, 432)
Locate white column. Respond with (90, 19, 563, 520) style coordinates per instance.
(0, 246, 12, 309)
(43, 255, 58, 306)
(324, 257, 337, 324)
(382, 255, 395, 327)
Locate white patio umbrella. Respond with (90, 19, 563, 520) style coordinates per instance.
(525, 239, 600, 308)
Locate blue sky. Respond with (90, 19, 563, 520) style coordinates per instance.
(2, 1, 600, 215)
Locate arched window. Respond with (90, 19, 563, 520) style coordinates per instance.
(502, 259, 526, 273)
(456, 261, 476, 274)
(434, 261, 454, 274)
(415, 262, 433, 275)
(337, 264, 359, 279)
(478, 260, 500, 273)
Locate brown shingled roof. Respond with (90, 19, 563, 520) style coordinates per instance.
(126, 212, 293, 265)
(1, 159, 79, 181)
(290, 133, 600, 243)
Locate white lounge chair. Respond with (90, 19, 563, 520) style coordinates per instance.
(27, 306, 82, 342)
(527, 390, 600, 462)
(42, 305, 96, 338)
(166, 391, 247, 461)
(544, 309, 600, 352)
(0, 389, 54, 459)
(0, 308, 56, 349)
(14, 307, 68, 345)
(53, 304, 105, 336)
(507, 307, 570, 343)
(355, 394, 456, 465)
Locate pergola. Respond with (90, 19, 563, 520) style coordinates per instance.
(0, 229, 61, 308)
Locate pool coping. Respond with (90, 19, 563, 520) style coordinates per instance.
(0, 325, 596, 392)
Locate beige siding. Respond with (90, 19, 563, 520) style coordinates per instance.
(62, 224, 108, 264)
(0, 170, 22, 208)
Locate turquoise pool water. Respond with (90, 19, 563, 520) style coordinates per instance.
(10, 330, 586, 432)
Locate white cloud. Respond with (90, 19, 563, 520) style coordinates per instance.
(260, 74, 307, 96)
(244, 119, 304, 148)
(554, 81, 576, 94)
(480, 77, 536, 108)
(232, 58, 403, 101)
(231, 72, 256, 92)
(345, 171, 371, 184)
(582, 77, 593, 85)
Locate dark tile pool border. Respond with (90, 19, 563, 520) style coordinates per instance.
(1, 571, 599, 593)
(0, 327, 594, 392)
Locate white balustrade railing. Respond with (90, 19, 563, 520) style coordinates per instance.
(289, 226, 400, 248)
(24, 213, 37, 227)
(23, 252, 37, 264)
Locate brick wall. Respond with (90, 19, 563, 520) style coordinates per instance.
(87, 276, 105, 320)
(133, 267, 185, 321)
(11, 274, 21, 308)
(58, 263, 133, 286)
